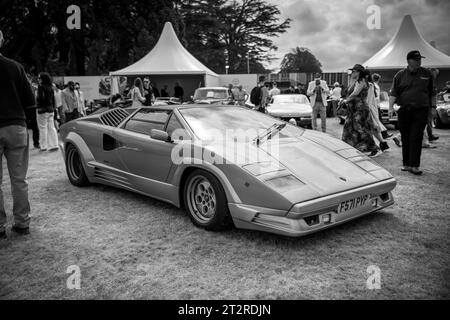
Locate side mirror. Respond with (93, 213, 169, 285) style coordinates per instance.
(150, 129, 172, 143)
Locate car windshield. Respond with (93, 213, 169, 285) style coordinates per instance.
(179, 106, 303, 141)
(380, 91, 389, 102)
(272, 95, 309, 104)
(194, 89, 229, 100)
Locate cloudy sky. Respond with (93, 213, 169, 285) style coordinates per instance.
(267, 0, 450, 71)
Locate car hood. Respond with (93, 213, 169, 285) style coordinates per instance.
(202, 130, 387, 203)
(267, 103, 312, 116)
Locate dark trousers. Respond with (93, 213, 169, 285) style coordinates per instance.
(65, 110, 80, 123)
(25, 108, 39, 147)
(398, 106, 428, 168)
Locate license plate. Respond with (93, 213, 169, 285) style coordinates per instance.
(338, 195, 370, 214)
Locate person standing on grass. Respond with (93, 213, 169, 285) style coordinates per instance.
(143, 77, 154, 106)
(36, 73, 59, 152)
(427, 68, 439, 143)
(372, 74, 392, 139)
(389, 51, 434, 175)
(251, 76, 269, 113)
(235, 85, 249, 107)
(62, 81, 80, 122)
(25, 74, 40, 149)
(53, 83, 63, 128)
(367, 75, 389, 153)
(74, 82, 87, 117)
(0, 30, 36, 239)
(269, 82, 281, 98)
(161, 85, 169, 97)
(341, 64, 379, 156)
(330, 82, 342, 117)
(307, 73, 330, 133)
(174, 82, 184, 103)
(130, 78, 146, 107)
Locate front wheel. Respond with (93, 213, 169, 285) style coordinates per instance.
(65, 144, 90, 187)
(183, 170, 233, 231)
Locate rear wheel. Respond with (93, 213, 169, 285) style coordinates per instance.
(65, 144, 90, 187)
(183, 170, 233, 231)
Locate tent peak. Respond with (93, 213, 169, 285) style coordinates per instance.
(110, 21, 218, 77)
(364, 15, 450, 69)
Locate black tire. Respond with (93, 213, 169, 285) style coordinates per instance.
(65, 144, 90, 187)
(183, 169, 233, 231)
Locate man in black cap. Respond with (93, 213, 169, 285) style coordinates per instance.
(389, 50, 434, 175)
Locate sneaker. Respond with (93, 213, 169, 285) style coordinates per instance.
(11, 226, 30, 235)
(429, 135, 439, 142)
(48, 147, 59, 152)
(393, 137, 402, 147)
(409, 167, 423, 175)
(39, 148, 48, 152)
(422, 143, 437, 149)
(0, 231, 6, 240)
(380, 141, 390, 152)
(401, 166, 411, 172)
(34, 144, 40, 149)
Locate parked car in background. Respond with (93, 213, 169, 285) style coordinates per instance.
(266, 94, 312, 128)
(191, 87, 235, 105)
(435, 93, 450, 128)
(154, 97, 181, 105)
(60, 105, 396, 237)
(379, 91, 400, 129)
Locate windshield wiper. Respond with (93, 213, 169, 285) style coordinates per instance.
(254, 123, 287, 146)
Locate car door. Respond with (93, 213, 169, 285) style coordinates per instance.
(113, 108, 191, 185)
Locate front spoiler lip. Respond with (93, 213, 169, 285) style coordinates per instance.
(229, 178, 397, 237)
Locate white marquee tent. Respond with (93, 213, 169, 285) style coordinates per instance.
(110, 22, 219, 98)
(364, 15, 450, 69)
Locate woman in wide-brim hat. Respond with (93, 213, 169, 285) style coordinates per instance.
(341, 64, 379, 155)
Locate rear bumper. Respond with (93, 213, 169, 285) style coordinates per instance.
(229, 178, 396, 237)
(272, 115, 312, 126)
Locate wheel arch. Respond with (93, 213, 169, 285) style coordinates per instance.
(174, 164, 242, 209)
(64, 132, 95, 179)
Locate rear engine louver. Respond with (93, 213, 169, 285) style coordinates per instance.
(100, 108, 130, 127)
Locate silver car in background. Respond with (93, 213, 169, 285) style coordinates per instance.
(267, 94, 313, 128)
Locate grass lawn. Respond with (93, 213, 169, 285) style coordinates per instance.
(1, 119, 449, 300)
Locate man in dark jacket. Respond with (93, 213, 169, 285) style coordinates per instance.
(0, 30, 36, 238)
(389, 51, 434, 175)
(143, 77, 154, 106)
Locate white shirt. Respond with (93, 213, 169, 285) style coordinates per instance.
(54, 89, 63, 107)
(75, 90, 86, 116)
(330, 87, 342, 101)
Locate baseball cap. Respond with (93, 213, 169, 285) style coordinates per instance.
(348, 64, 365, 72)
(407, 50, 425, 60)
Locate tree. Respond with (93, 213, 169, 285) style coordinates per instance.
(0, 0, 180, 76)
(280, 47, 323, 74)
(178, 0, 290, 74)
